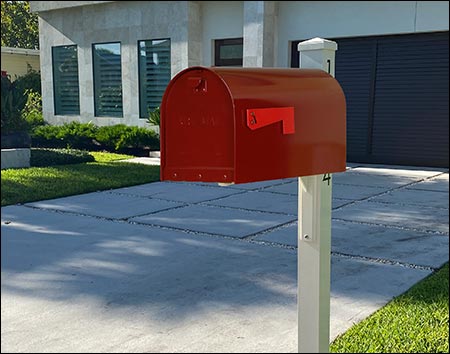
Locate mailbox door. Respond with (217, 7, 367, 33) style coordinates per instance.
(161, 67, 236, 183)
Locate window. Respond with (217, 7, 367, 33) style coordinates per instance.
(214, 38, 243, 66)
(52, 45, 80, 115)
(93, 42, 123, 117)
(138, 39, 171, 118)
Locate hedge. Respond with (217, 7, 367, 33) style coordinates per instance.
(31, 122, 160, 154)
(30, 148, 95, 167)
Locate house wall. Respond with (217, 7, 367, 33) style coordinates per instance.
(201, 1, 243, 66)
(276, 1, 450, 67)
(201, 1, 276, 67)
(33, 0, 449, 127)
(1, 49, 40, 80)
(30, 1, 114, 12)
(243, 1, 277, 67)
(37, 1, 200, 127)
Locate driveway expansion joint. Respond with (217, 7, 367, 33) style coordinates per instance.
(332, 217, 449, 236)
(332, 172, 449, 211)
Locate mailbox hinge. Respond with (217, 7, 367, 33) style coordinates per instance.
(246, 107, 295, 134)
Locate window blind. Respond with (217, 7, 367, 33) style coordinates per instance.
(138, 39, 171, 118)
(52, 45, 80, 115)
(93, 42, 123, 117)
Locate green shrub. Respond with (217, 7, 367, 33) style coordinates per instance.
(95, 124, 160, 152)
(95, 124, 129, 151)
(1, 69, 41, 134)
(21, 89, 45, 129)
(57, 121, 98, 149)
(130, 126, 160, 150)
(30, 148, 95, 167)
(31, 122, 98, 149)
(1, 75, 28, 133)
(31, 123, 160, 154)
(147, 106, 160, 127)
(31, 124, 64, 147)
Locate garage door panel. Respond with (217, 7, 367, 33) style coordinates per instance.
(372, 32, 448, 167)
(293, 32, 448, 167)
(335, 39, 375, 159)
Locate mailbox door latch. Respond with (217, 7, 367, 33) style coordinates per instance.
(246, 107, 295, 134)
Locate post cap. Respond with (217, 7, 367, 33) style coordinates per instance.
(298, 37, 337, 52)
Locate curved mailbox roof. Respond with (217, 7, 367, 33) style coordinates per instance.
(161, 66, 346, 183)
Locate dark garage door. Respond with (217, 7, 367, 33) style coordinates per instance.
(292, 32, 449, 167)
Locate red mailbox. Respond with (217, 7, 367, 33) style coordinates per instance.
(161, 66, 346, 184)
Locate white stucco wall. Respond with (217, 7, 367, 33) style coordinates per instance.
(30, 1, 114, 12)
(37, 1, 199, 127)
(201, 1, 243, 66)
(415, 1, 450, 31)
(277, 1, 450, 67)
(33, 0, 448, 127)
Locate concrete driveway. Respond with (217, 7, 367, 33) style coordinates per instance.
(1, 163, 448, 353)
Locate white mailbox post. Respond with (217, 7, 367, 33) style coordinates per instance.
(297, 37, 338, 353)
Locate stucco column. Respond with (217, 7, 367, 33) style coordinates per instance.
(172, 1, 202, 75)
(243, 1, 276, 67)
(187, 1, 202, 67)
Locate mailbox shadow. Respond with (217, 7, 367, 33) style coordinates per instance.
(1, 209, 297, 324)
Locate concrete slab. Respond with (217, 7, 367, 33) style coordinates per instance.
(333, 198, 354, 209)
(111, 182, 242, 203)
(263, 181, 297, 195)
(254, 220, 449, 269)
(345, 163, 364, 168)
(332, 184, 387, 200)
(120, 157, 161, 165)
(332, 168, 441, 188)
(350, 166, 444, 178)
(406, 173, 449, 193)
(264, 175, 443, 202)
(370, 188, 449, 209)
(26, 192, 185, 219)
(256, 179, 388, 201)
(225, 179, 289, 191)
(130, 204, 295, 238)
(1, 206, 432, 353)
(1, 164, 449, 353)
(205, 191, 298, 215)
(329, 256, 431, 341)
(333, 172, 417, 189)
(350, 164, 448, 173)
(333, 200, 449, 234)
(1, 206, 297, 353)
(255, 223, 297, 246)
(331, 220, 449, 268)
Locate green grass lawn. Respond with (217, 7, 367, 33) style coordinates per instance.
(1, 151, 160, 206)
(1, 152, 448, 353)
(331, 262, 449, 353)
